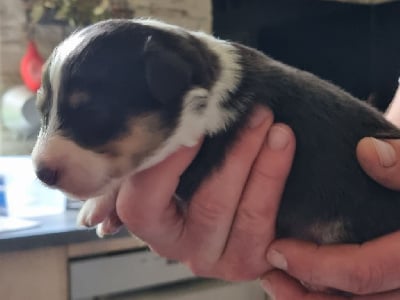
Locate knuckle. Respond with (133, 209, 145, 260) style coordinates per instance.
(252, 162, 285, 183)
(228, 140, 257, 162)
(189, 198, 231, 226)
(228, 123, 272, 163)
(234, 206, 272, 237)
(347, 263, 384, 295)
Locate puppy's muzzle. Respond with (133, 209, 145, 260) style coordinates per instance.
(36, 164, 60, 186)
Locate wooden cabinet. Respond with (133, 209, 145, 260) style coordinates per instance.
(0, 246, 68, 300)
(0, 237, 143, 300)
(0, 237, 268, 300)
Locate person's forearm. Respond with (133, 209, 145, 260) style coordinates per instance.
(385, 79, 400, 126)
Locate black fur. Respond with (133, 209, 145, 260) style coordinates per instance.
(240, 43, 400, 243)
(177, 44, 400, 244)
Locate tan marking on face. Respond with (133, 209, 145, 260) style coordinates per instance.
(102, 113, 170, 178)
(69, 91, 90, 108)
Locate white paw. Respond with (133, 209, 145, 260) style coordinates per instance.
(77, 188, 119, 229)
(95, 210, 123, 238)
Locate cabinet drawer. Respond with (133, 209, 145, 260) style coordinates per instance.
(69, 250, 195, 299)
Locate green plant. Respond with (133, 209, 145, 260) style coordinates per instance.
(28, 0, 134, 26)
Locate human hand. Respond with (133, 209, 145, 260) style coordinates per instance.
(261, 87, 400, 300)
(116, 107, 296, 281)
(262, 232, 400, 300)
(357, 85, 400, 190)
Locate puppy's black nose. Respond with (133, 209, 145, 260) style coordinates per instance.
(36, 167, 58, 186)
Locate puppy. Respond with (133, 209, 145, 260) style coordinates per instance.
(32, 19, 400, 243)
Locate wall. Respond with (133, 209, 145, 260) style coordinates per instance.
(213, 0, 400, 112)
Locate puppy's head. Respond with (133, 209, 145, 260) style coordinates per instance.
(32, 19, 220, 199)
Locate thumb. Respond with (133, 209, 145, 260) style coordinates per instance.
(356, 137, 400, 190)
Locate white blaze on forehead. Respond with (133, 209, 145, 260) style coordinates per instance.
(49, 32, 85, 90)
(46, 32, 86, 135)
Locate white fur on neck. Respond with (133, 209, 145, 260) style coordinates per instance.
(136, 31, 242, 173)
(192, 31, 243, 133)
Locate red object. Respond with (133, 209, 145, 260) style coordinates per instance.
(20, 40, 44, 91)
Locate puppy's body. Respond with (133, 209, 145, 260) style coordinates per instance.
(181, 42, 400, 243)
(33, 19, 400, 244)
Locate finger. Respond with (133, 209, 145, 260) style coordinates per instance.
(356, 137, 400, 190)
(262, 271, 400, 300)
(354, 290, 400, 300)
(178, 108, 275, 269)
(267, 231, 400, 295)
(116, 142, 202, 249)
(261, 270, 344, 300)
(215, 124, 295, 281)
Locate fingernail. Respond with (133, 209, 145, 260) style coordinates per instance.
(372, 138, 397, 168)
(267, 125, 291, 150)
(267, 249, 288, 270)
(260, 279, 275, 299)
(248, 108, 272, 128)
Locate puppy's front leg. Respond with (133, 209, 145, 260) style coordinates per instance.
(77, 185, 122, 237)
(96, 208, 123, 237)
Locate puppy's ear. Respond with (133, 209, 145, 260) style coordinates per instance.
(144, 36, 192, 104)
